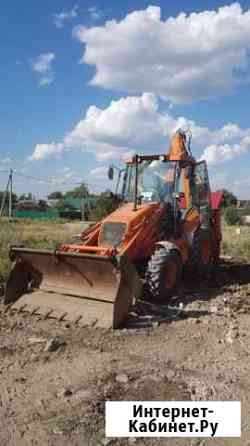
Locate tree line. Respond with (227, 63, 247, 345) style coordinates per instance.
(0, 182, 121, 220)
(0, 186, 239, 222)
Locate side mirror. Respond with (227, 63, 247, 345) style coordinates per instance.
(108, 166, 114, 180)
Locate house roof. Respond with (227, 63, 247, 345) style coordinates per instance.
(211, 191, 223, 209)
(63, 197, 82, 209)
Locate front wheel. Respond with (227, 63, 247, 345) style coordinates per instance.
(190, 229, 213, 274)
(146, 247, 182, 302)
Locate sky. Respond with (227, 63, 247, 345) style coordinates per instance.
(1, 0, 250, 198)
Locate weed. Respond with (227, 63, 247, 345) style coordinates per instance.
(0, 219, 78, 282)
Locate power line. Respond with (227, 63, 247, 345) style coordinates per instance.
(13, 170, 107, 190)
(13, 171, 53, 184)
(1, 168, 109, 198)
(14, 170, 79, 186)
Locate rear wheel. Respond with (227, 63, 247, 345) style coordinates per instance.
(146, 247, 182, 301)
(190, 229, 213, 274)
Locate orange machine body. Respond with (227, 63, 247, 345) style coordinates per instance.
(4, 130, 223, 329)
(61, 203, 166, 259)
(60, 130, 213, 267)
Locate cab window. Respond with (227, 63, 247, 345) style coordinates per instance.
(191, 162, 210, 207)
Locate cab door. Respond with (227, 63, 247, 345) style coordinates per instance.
(191, 161, 211, 226)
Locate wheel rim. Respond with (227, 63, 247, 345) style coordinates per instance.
(165, 261, 177, 289)
(201, 239, 211, 265)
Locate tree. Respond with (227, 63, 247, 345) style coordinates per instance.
(47, 191, 63, 200)
(65, 183, 89, 198)
(89, 192, 121, 221)
(18, 193, 34, 201)
(224, 206, 240, 225)
(220, 189, 237, 208)
(0, 191, 18, 210)
(55, 198, 75, 212)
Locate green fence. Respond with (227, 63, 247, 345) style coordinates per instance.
(13, 210, 59, 220)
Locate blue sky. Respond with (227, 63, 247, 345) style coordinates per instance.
(1, 0, 250, 198)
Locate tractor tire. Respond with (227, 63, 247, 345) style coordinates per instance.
(146, 247, 182, 302)
(190, 229, 213, 274)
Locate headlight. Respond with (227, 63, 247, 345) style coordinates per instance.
(99, 222, 126, 247)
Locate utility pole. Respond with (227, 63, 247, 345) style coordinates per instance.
(81, 188, 84, 221)
(77, 182, 89, 221)
(0, 172, 10, 218)
(82, 185, 89, 221)
(8, 168, 13, 221)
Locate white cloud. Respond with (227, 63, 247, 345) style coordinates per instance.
(63, 93, 171, 152)
(47, 167, 80, 186)
(31, 53, 55, 74)
(89, 166, 107, 177)
(1, 157, 12, 164)
(53, 5, 78, 28)
(62, 170, 77, 180)
(57, 171, 78, 184)
(59, 166, 72, 173)
(29, 92, 250, 167)
(31, 53, 55, 87)
(73, 3, 250, 103)
(208, 172, 250, 199)
(231, 176, 250, 198)
(30, 93, 177, 161)
(88, 6, 102, 21)
(200, 140, 250, 165)
(29, 142, 64, 161)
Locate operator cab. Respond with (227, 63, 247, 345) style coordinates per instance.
(108, 154, 211, 213)
(121, 156, 185, 208)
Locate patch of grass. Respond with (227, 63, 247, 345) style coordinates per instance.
(222, 223, 250, 259)
(237, 207, 250, 216)
(1, 217, 250, 283)
(0, 219, 80, 282)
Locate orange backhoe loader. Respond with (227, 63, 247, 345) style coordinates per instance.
(4, 130, 222, 328)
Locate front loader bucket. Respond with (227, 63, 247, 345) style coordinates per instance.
(4, 248, 142, 328)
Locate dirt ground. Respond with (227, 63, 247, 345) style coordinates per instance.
(0, 258, 250, 446)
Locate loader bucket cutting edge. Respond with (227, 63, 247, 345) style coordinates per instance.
(4, 248, 142, 328)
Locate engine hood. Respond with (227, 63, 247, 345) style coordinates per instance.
(102, 202, 162, 231)
(99, 202, 166, 255)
